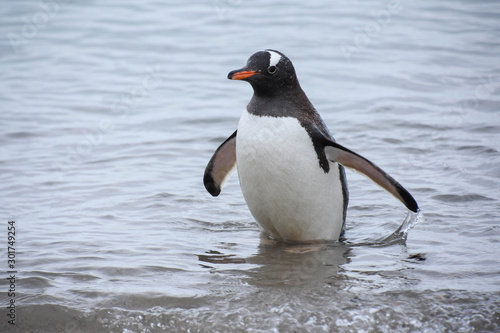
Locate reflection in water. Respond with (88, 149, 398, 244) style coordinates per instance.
(198, 237, 352, 287)
(197, 210, 422, 288)
(246, 241, 352, 287)
(197, 210, 425, 293)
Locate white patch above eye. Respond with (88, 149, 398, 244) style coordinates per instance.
(267, 50, 281, 67)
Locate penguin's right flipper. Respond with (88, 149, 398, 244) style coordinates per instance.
(204, 131, 237, 196)
(323, 138, 419, 213)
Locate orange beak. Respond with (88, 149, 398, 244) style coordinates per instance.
(228, 70, 259, 80)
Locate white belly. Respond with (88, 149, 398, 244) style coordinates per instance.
(236, 110, 345, 242)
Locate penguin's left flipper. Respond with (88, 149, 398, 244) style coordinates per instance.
(204, 131, 237, 197)
(324, 139, 419, 212)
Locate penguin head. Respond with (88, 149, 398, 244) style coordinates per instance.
(228, 50, 298, 95)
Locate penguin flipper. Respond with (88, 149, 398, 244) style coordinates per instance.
(204, 131, 237, 197)
(323, 139, 419, 212)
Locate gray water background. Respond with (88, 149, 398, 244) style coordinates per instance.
(1, 0, 500, 332)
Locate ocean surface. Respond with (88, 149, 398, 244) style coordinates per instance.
(1, 0, 500, 332)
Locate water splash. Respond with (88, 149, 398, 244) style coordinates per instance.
(346, 210, 424, 247)
(379, 210, 424, 245)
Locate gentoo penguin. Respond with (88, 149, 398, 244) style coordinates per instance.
(204, 49, 418, 243)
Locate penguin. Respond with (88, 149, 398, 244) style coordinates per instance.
(204, 49, 418, 243)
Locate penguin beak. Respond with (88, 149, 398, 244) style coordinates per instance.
(228, 68, 259, 80)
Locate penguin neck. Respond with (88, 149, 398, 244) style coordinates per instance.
(247, 83, 315, 118)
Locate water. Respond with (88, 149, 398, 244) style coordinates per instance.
(1, 0, 500, 331)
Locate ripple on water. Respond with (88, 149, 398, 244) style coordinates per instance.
(3, 290, 497, 333)
(432, 193, 495, 203)
(456, 145, 499, 154)
(17, 276, 53, 289)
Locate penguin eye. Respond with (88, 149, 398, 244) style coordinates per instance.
(267, 66, 277, 74)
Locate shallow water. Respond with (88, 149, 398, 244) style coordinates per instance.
(1, 0, 500, 332)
